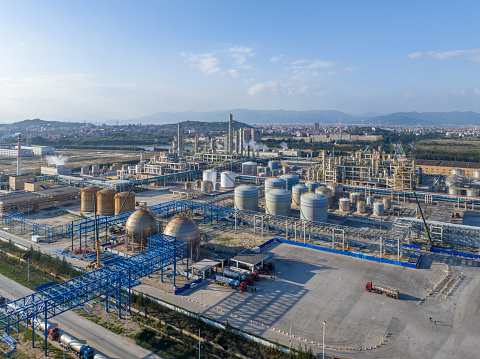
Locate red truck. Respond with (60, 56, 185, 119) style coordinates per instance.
(366, 282, 399, 299)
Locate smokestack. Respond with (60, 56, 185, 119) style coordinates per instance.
(177, 123, 183, 156)
(194, 133, 199, 154)
(228, 114, 233, 155)
(17, 133, 21, 176)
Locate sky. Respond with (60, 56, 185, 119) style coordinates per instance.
(0, 1, 479, 123)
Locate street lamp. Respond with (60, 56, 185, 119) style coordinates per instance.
(195, 329, 201, 359)
(323, 320, 326, 359)
(23, 257, 30, 282)
(289, 323, 293, 350)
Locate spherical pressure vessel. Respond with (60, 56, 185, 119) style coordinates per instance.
(203, 169, 217, 183)
(466, 188, 479, 197)
(292, 184, 308, 205)
(163, 213, 200, 261)
(349, 192, 361, 204)
(315, 186, 333, 209)
(234, 185, 258, 211)
(265, 177, 286, 192)
(201, 180, 213, 193)
(242, 162, 257, 175)
(300, 193, 328, 223)
(220, 171, 235, 188)
(81, 186, 99, 212)
(339, 198, 351, 212)
(356, 200, 367, 213)
(114, 191, 135, 215)
(328, 183, 344, 200)
(373, 202, 385, 216)
(383, 197, 392, 209)
(268, 160, 280, 171)
(125, 209, 157, 243)
(265, 189, 292, 217)
(97, 188, 116, 216)
(280, 174, 299, 191)
(305, 181, 320, 193)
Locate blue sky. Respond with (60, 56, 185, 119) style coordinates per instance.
(0, 1, 479, 122)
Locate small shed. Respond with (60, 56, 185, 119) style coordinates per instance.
(230, 251, 269, 271)
(190, 259, 221, 279)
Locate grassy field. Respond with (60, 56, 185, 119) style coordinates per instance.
(413, 138, 480, 162)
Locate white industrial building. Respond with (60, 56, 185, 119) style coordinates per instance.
(15, 145, 55, 156)
(0, 147, 34, 157)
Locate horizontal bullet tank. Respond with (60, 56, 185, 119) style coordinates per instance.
(280, 174, 299, 190)
(292, 184, 308, 205)
(300, 193, 328, 223)
(265, 188, 292, 217)
(234, 185, 259, 211)
(265, 177, 286, 192)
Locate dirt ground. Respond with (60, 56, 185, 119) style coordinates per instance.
(0, 149, 142, 175)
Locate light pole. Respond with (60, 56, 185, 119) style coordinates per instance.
(24, 257, 30, 282)
(196, 329, 201, 359)
(289, 323, 293, 350)
(323, 320, 326, 359)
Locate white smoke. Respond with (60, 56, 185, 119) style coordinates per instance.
(247, 140, 268, 151)
(46, 155, 68, 166)
(280, 142, 288, 150)
(216, 142, 224, 149)
(2, 132, 20, 140)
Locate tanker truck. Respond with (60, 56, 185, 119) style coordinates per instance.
(223, 269, 247, 281)
(229, 267, 259, 281)
(94, 354, 109, 359)
(33, 317, 59, 340)
(366, 282, 399, 299)
(60, 334, 95, 359)
(215, 276, 247, 292)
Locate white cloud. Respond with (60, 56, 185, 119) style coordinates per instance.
(306, 60, 337, 68)
(247, 81, 279, 96)
(181, 52, 220, 75)
(228, 69, 239, 78)
(407, 52, 422, 59)
(228, 46, 253, 66)
(328, 66, 357, 76)
(474, 88, 480, 96)
(270, 56, 281, 62)
(427, 48, 480, 61)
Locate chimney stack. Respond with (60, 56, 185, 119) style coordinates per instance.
(17, 133, 21, 176)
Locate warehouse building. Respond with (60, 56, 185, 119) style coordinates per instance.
(416, 159, 480, 177)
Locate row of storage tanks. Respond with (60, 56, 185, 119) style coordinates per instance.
(445, 168, 480, 197)
(191, 170, 237, 193)
(80, 187, 136, 216)
(241, 161, 298, 177)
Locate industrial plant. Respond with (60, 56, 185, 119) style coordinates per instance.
(1, 117, 480, 358)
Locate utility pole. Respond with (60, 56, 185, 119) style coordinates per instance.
(24, 257, 30, 282)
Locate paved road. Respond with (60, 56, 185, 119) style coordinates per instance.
(0, 273, 162, 359)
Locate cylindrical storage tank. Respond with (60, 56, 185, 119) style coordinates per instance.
(201, 180, 213, 193)
(122, 164, 129, 170)
(373, 202, 385, 216)
(448, 186, 462, 196)
(315, 187, 333, 209)
(300, 193, 328, 223)
(234, 185, 258, 211)
(114, 191, 135, 215)
(220, 171, 235, 188)
(195, 179, 202, 190)
(80, 166, 89, 175)
(203, 169, 217, 183)
(268, 160, 280, 171)
(97, 189, 116, 216)
(265, 177, 286, 192)
(467, 188, 479, 197)
(272, 169, 280, 176)
(383, 197, 392, 209)
(280, 174, 299, 191)
(349, 192, 361, 204)
(356, 200, 367, 213)
(366, 196, 375, 206)
(213, 182, 221, 191)
(329, 184, 344, 201)
(282, 166, 291, 174)
(445, 177, 455, 188)
(451, 168, 465, 177)
(163, 213, 200, 261)
(265, 189, 292, 217)
(339, 198, 351, 212)
(185, 182, 191, 190)
(242, 162, 257, 175)
(81, 186, 99, 212)
(305, 181, 320, 193)
(257, 166, 267, 175)
(473, 170, 480, 179)
(291, 184, 308, 205)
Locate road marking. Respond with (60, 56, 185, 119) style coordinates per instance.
(362, 327, 375, 347)
(305, 311, 324, 332)
(339, 320, 353, 342)
(349, 323, 363, 347)
(294, 309, 313, 330)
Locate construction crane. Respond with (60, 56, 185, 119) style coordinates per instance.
(87, 193, 103, 269)
(413, 191, 432, 250)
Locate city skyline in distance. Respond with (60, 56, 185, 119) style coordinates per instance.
(0, 1, 479, 123)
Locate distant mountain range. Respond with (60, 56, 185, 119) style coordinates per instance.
(128, 109, 480, 127)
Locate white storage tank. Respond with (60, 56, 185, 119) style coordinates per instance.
(280, 174, 299, 191)
(257, 166, 268, 175)
(383, 197, 392, 209)
(315, 187, 333, 209)
(448, 187, 462, 196)
(373, 202, 385, 216)
(242, 162, 257, 175)
(300, 193, 328, 223)
(265, 177, 286, 192)
(291, 184, 308, 205)
(234, 185, 258, 211)
(366, 196, 375, 205)
(339, 198, 351, 212)
(213, 182, 221, 191)
(220, 171, 235, 188)
(349, 192, 361, 204)
(282, 166, 291, 174)
(451, 168, 465, 177)
(268, 160, 280, 171)
(265, 189, 292, 217)
(466, 188, 479, 197)
(473, 170, 480, 179)
(203, 169, 217, 183)
(201, 180, 213, 193)
(356, 200, 367, 213)
(305, 181, 320, 193)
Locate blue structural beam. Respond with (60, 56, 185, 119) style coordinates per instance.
(0, 234, 187, 332)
